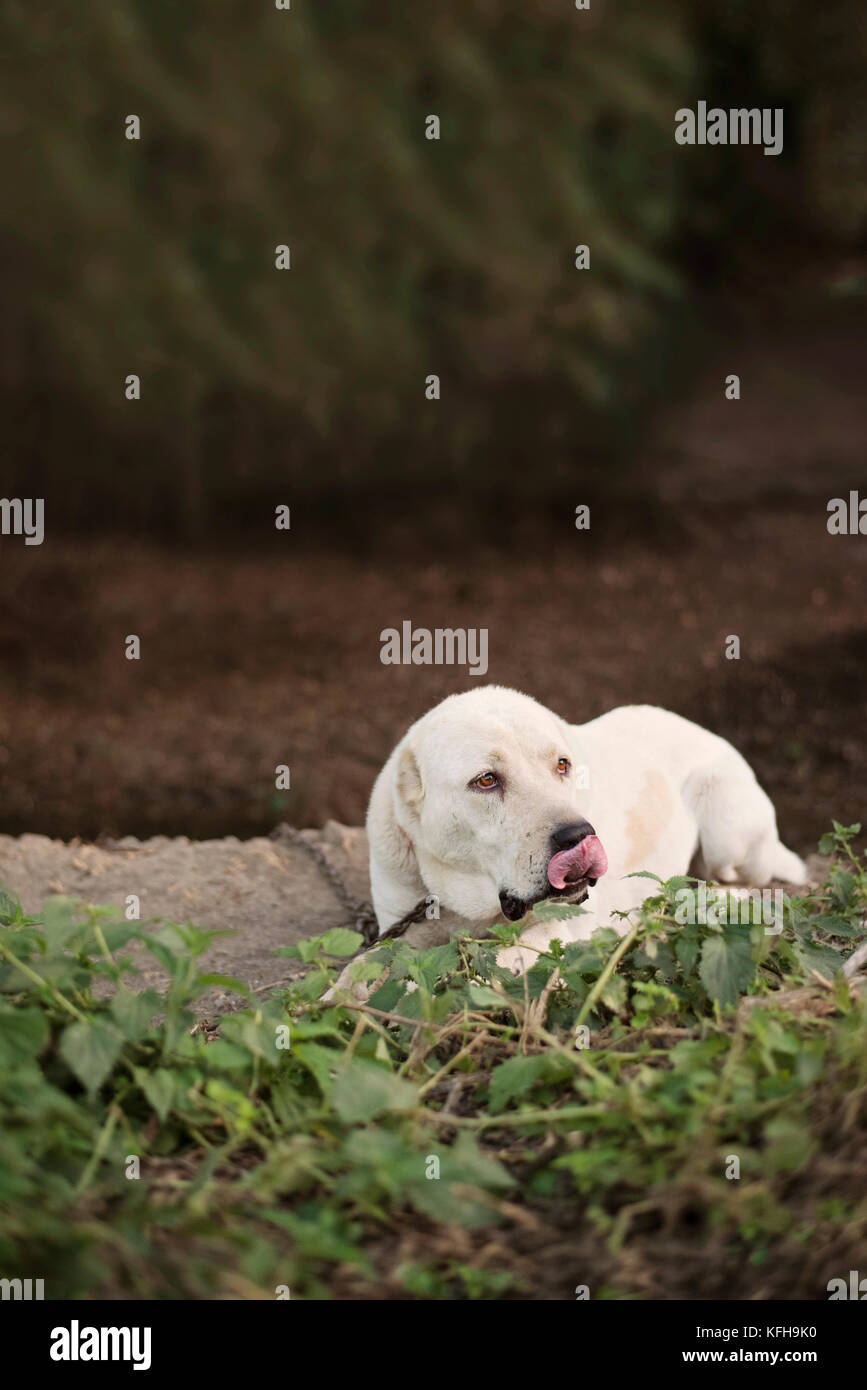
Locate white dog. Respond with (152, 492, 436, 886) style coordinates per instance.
(365, 686, 806, 975)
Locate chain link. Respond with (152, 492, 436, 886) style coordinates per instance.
(270, 823, 428, 948)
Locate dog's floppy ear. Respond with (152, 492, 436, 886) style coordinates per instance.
(395, 745, 424, 812)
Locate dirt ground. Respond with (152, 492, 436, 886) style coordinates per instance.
(0, 502, 863, 859)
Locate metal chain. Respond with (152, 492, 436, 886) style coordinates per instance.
(270, 823, 428, 947)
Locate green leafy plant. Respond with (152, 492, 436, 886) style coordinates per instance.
(0, 825, 865, 1299)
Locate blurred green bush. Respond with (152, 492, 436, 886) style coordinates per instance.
(0, 1, 863, 534)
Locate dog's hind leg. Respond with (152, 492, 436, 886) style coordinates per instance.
(683, 760, 807, 886)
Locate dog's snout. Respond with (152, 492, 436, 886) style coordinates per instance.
(550, 819, 595, 853)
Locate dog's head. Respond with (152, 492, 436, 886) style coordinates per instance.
(389, 686, 607, 922)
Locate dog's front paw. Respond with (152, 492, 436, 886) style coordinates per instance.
(495, 942, 539, 976)
(321, 959, 379, 1005)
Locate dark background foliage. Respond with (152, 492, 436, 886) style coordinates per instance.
(0, 0, 864, 841)
(3, 0, 864, 534)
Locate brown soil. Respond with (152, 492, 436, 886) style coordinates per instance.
(0, 501, 864, 857)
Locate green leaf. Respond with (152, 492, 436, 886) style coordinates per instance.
(407, 1132, 514, 1225)
(466, 983, 508, 1009)
(530, 901, 589, 922)
(202, 1039, 253, 1073)
(599, 974, 627, 1012)
(674, 929, 701, 975)
(293, 1041, 341, 1096)
(0, 886, 21, 926)
(60, 1019, 124, 1094)
(813, 913, 861, 939)
(408, 944, 458, 992)
(828, 867, 856, 910)
(109, 989, 161, 1041)
(85, 919, 141, 954)
(0, 1005, 49, 1064)
(297, 967, 333, 1000)
(699, 929, 755, 1008)
(220, 1011, 285, 1060)
(289, 1018, 345, 1041)
(365, 977, 406, 1012)
(133, 1066, 177, 1121)
(332, 1059, 417, 1124)
(794, 941, 843, 983)
(763, 1116, 815, 1173)
(291, 938, 323, 963)
(664, 875, 699, 894)
(152, 922, 228, 959)
(316, 928, 364, 957)
(349, 953, 390, 983)
(562, 943, 605, 975)
(29, 896, 85, 951)
(203, 1078, 257, 1130)
(488, 1055, 551, 1114)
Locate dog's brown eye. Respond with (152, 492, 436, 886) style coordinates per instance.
(557, 758, 570, 775)
(472, 772, 499, 790)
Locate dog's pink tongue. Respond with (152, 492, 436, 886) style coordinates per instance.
(547, 835, 608, 890)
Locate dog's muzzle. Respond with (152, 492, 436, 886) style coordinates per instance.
(547, 821, 608, 889)
(498, 821, 608, 923)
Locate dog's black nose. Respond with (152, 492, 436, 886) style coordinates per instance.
(498, 890, 527, 922)
(550, 819, 595, 853)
